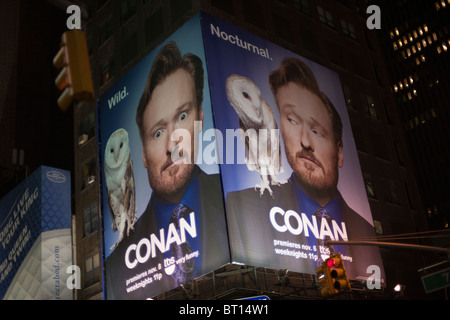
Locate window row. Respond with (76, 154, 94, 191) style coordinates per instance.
(342, 85, 378, 119)
(363, 173, 417, 210)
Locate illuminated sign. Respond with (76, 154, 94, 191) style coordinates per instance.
(99, 14, 229, 300)
(201, 12, 384, 281)
(0, 166, 72, 300)
(99, 12, 385, 299)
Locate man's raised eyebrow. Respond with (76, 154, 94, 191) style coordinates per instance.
(173, 101, 195, 119)
(147, 118, 167, 135)
(281, 103, 295, 110)
(147, 102, 194, 134)
(280, 103, 299, 114)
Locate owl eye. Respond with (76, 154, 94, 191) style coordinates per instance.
(110, 148, 114, 153)
(120, 142, 123, 149)
(242, 92, 250, 100)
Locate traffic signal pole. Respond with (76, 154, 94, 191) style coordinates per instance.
(326, 240, 450, 255)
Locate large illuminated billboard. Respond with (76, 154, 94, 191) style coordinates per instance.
(0, 166, 72, 300)
(201, 13, 384, 281)
(100, 12, 385, 299)
(99, 14, 229, 300)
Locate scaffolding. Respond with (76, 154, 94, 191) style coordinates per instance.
(153, 263, 387, 300)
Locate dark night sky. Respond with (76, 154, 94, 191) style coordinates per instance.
(0, 0, 75, 196)
(15, 1, 73, 174)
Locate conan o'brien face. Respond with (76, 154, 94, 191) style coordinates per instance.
(277, 82, 343, 196)
(141, 68, 203, 202)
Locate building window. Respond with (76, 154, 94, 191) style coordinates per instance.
(101, 61, 114, 87)
(294, 0, 310, 15)
(170, 0, 192, 24)
(404, 183, 415, 210)
(211, 0, 234, 15)
(273, 13, 293, 42)
(243, 0, 265, 30)
(328, 41, 345, 67)
(121, 32, 137, 66)
(352, 55, 370, 79)
(373, 220, 383, 235)
(83, 202, 99, 236)
(363, 173, 376, 199)
(317, 6, 334, 28)
(81, 158, 96, 190)
(99, 16, 113, 45)
(85, 253, 100, 273)
(342, 84, 355, 110)
(145, 8, 163, 46)
(84, 252, 101, 287)
(120, 0, 136, 25)
(371, 132, 389, 160)
(98, 0, 108, 9)
(361, 94, 378, 119)
(340, 19, 356, 40)
(301, 24, 320, 55)
(384, 179, 399, 204)
(351, 124, 367, 153)
(78, 113, 96, 146)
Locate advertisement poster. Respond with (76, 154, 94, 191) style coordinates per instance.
(200, 13, 384, 281)
(0, 166, 72, 300)
(99, 14, 229, 299)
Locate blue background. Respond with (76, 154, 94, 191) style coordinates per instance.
(98, 14, 220, 258)
(200, 12, 373, 226)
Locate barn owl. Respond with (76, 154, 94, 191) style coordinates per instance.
(226, 74, 285, 196)
(104, 128, 136, 250)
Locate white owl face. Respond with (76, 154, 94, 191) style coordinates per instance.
(226, 74, 264, 125)
(105, 128, 130, 170)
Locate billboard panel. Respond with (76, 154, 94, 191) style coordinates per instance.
(99, 14, 229, 299)
(0, 166, 72, 300)
(200, 13, 385, 281)
(100, 12, 386, 299)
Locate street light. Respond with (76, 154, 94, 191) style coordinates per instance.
(393, 284, 405, 292)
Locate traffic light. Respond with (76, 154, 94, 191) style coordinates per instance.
(329, 253, 351, 292)
(53, 30, 94, 111)
(316, 253, 351, 297)
(316, 259, 336, 297)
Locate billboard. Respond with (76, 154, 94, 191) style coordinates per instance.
(201, 13, 384, 281)
(100, 13, 385, 299)
(0, 166, 72, 300)
(99, 14, 229, 299)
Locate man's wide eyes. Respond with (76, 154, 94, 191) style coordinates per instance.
(154, 129, 162, 139)
(179, 111, 187, 121)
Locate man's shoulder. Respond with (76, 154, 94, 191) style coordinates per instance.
(226, 179, 295, 211)
(196, 169, 223, 193)
(339, 194, 375, 234)
(228, 179, 294, 198)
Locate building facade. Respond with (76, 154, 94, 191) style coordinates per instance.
(377, 0, 450, 235)
(71, 0, 437, 299)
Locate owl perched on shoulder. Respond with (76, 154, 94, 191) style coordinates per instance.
(226, 74, 286, 196)
(104, 128, 136, 250)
